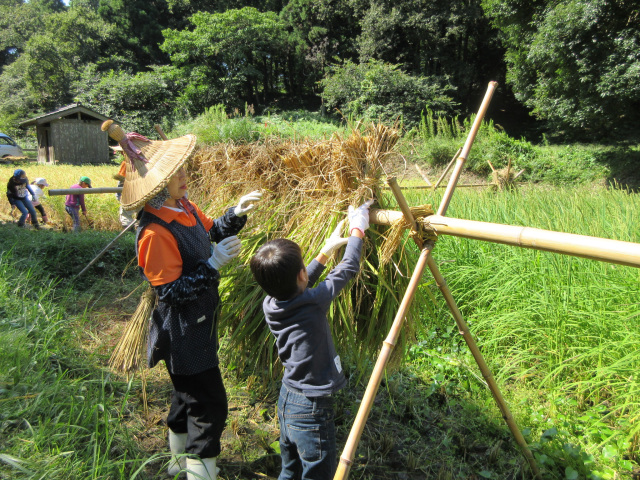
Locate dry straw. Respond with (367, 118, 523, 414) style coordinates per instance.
(110, 123, 423, 376)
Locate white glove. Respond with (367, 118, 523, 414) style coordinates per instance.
(208, 236, 242, 270)
(347, 199, 374, 234)
(320, 220, 348, 257)
(234, 190, 263, 216)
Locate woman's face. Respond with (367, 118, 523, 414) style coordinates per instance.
(167, 167, 188, 200)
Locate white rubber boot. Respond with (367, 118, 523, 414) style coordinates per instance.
(186, 457, 219, 480)
(167, 429, 188, 476)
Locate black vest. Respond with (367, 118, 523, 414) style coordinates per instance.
(137, 205, 220, 375)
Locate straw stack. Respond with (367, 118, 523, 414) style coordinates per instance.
(185, 123, 420, 374)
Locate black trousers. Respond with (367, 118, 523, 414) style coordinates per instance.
(167, 366, 228, 458)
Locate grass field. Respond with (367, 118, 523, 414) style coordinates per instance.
(0, 157, 638, 479)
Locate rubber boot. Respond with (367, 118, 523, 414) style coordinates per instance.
(167, 429, 188, 476)
(186, 457, 219, 480)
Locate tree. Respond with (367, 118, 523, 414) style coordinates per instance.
(319, 59, 457, 126)
(0, 3, 114, 118)
(353, 0, 503, 109)
(161, 7, 292, 113)
(482, 0, 640, 132)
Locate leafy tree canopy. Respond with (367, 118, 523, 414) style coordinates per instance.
(482, 0, 640, 132)
(319, 59, 457, 126)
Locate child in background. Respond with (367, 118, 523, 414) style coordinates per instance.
(30, 177, 49, 224)
(250, 199, 373, 480)
(64, 176, 91, 232)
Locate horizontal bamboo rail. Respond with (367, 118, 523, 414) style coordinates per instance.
(48, 187, 122, 196)
(370, 209, 640, 268)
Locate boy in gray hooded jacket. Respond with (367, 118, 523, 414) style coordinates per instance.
(250, 200, 373, 480)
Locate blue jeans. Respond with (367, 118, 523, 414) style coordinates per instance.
(11, 196, 38, 227)
(65, 206, 81, 232)
(277, 383, 336, 480)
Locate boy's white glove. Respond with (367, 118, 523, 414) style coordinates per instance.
(234, 190, 263, 216)
(347, 199, 374, 234)
(208, 236, 242, 270)
(320, 220, 348, 257)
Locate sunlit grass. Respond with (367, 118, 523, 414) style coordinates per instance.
(0, 163, 122, 231)
(402, 184, 640, 475)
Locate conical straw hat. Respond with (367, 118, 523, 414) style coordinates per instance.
(101, 120, 197, 211)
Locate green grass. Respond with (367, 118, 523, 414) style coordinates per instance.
(1, 130, 639, 478)
(399, 184, 640, 478)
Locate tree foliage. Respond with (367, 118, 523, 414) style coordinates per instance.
(482, 0, 640, 132)
(319, 59, 457, 126)
(161, 7, 292, 114)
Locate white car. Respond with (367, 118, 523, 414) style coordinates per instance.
(0, 133, 24, 158)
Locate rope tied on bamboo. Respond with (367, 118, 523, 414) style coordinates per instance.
(379, 204, 437, 264)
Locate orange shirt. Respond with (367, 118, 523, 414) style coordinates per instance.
(137, 199, 214, 286)
(117, 160, 127, 178)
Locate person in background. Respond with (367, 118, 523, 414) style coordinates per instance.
(64, 176, 91, 232)
(30, 177, 49, 224)
(112, 152, 135, 228)
(249, 199, 374, 480)
(6, 168, 39, 229)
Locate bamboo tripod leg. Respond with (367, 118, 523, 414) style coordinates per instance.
(426, 254, 542, 479)
(334, 247, 432, 480)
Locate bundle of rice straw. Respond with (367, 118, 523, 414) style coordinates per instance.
(109, 286, 155, 374)
(185, 123, 426, 376)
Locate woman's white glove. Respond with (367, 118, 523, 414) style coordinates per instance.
(347, 199, 374, 234)
(320, 220, 348, 257)
(208, 236, 242, 270)
(234, 190, 263, 216)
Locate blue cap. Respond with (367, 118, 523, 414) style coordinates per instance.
(13, 168, 25, 178)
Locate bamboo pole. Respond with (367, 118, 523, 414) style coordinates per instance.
(425, 255, 541, 478)
(438, 81, 498, 216)
(369, 210, 640, 269)
(335, 84, 498, 478)
(414, 164, 432, 186)
(433, 147, 461, 190)
(49, 187, 123, 196)
(74, 220, 137, 279)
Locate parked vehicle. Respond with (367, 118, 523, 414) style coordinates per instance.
(0, 133, 24, 158)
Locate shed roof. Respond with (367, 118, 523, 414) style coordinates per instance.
(19, 104, 110, 127)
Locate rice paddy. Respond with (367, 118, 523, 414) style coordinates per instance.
(0, 140, 638, 478)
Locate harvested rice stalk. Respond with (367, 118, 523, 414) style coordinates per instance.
(109, 286, 155, 374)
(185, 123, 420, 375)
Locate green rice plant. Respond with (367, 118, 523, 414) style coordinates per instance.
(402, 184, 640, 472)
(0, 253, 152, 479)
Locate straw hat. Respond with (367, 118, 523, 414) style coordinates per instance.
(101, 120, 196, 211)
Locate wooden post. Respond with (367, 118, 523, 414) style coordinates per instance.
(433, 147, 461, 190)
(48, 187, 123, 196)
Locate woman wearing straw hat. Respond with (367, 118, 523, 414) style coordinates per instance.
(102, 120, 262, 480)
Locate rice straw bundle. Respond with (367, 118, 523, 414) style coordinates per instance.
(109, 286, 156, 374)
(184, 123, 422, 375)
(379, 204, 436, 265)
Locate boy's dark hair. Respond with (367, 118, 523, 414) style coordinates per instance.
(250, 238, 305, 300)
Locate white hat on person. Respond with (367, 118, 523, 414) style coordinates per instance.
(34, 178, 49, 187)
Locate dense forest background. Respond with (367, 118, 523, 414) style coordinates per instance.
(1, 0, 638, 141)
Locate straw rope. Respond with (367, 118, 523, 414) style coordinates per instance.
(379, 205, 436, 264)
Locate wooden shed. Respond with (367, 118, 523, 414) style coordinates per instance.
(19, 104, 110, 165)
